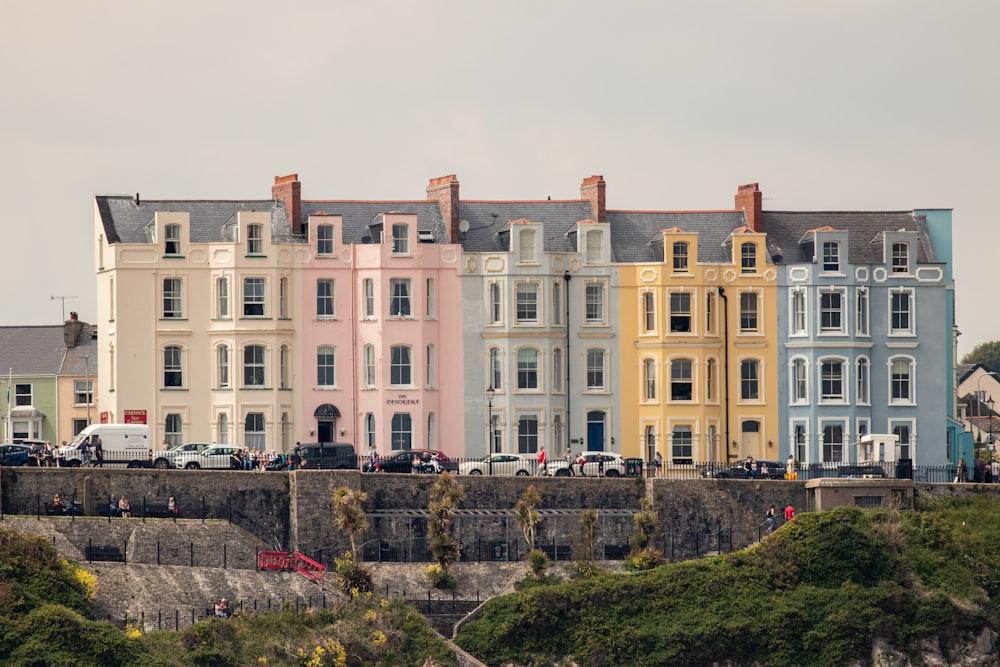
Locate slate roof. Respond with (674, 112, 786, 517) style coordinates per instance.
(96, 197, 292, 244)
(760, 211, 933, 266)
(0, 325, 95, 377)
(608, 211, 748, 264)
(301, 201, 449, 244)
(456, 200, 594, 253)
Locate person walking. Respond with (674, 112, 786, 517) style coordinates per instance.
(785, 453, 795, 479)
(537, 446, 547, 476)
(784, 504, 795, 521)
(93, 437, 104, 468)
(564, 448, 575, 476)
(958, 457, 969, 483)
(766, 504, 776, 535)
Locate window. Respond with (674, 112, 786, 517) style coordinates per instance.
(14, 384, 31, 406)
(426, 344, 435, 387)
(489, 282, 502, 324)
(890, 289, 913, 334)
(516, 283, 538, 323)
(552, 414, 564, 454)
(793, 359, 807, 403)
(586, 230, 602, 263)
(317, 346, 336, 387)
(517, 348, 539, 390)
(643, 292, 655, 332)
(857, 357, 870, 404)
(317, 224, 334, 255)
(391, 413, 412, 449)
(218, 414, 229, 445)
(247, 223, 263, 255)
(279, 277, 289, 318)
(490, 414, 502, 453)
(891, 242, 909, 273)
(519, 229, 535, 262)
(822, 241, 839, 271)
(363, 345, 376, 388)
(670, 293, 692, 332)
(218, 345, 230, 388)
(74, 380, 93, 406)
(819, 290, 843, 333)
(671, 425, 693, 465)
(893, 423, 911, 459)
(389, 279, 412, 318)
(820, 360, 844, 401)
(163, 278, 182, 318)
(645, 425, 657, 463)
(706, 292, 716, 334)
(217, 277, 229, 319)
(794, 424, 806, 464)
(791, 290, 806, 335)
(365, 413, 376, 449)
(317, 279, 335, 318)
(517, 414, 539, 453)
(740, 292, 758, 333)
(552, 280, 563, 325)
(672, 242, 689, 272)
(740, 359, 759, 400)
(392, 223, 409, 255)
(586, 349, 605, 390)
(890, 357, 913, 403)
(165, 224, 181, 255)
(822, 423, 844, 463)
(244, 345, 265, 386)
(165, 414, 182, 447)
(740, 242, 756, 273)
(552, 347, 563, 393)
(706, 358, 716, 402)
(243, 278, 265, 317)
(426, 278, 435, 319)
(390, 345, 412, 386)
(245, 412, 265, 449)
(164, 346, 182, 387)
(363, 279, 375, 318)
(643, 358, 657, 401)
(279, 345, 289, 389)
(585, 282, 605, 324)
(856, 288, 869, 336)
(671, 359, 693, 401)
(427, 413, 436, 448)
(489, 347, 502, 391)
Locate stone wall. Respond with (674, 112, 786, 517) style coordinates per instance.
(0, 468, 808, 562)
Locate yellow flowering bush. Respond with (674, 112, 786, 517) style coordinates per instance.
(123, 622, 142, 640)
(72, 567, 98, 600)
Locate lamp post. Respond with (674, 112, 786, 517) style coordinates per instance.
(486, 385, 495, 476)
(976, 372, 998, 463)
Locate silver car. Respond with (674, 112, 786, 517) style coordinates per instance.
(172, 445, 241, 470)
(152, 442, 213, 469)
(458, 453, 535, 476)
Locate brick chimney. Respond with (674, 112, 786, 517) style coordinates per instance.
(63, 311, 84, 348)
(581, 175, 607, 223)
(272, 174, 302, 234)
(426, 175, 461, 243)
(735, 183, 763, 232)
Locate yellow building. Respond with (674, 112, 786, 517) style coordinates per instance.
(615, 184, 779, 470)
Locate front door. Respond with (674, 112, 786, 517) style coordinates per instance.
(586, 410, 606, 451)
(318, 421, 335, 444)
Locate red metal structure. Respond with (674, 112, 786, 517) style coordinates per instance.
(256, 550, 326, 583)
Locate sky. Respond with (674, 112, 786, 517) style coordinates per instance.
(2, 1, 997, 357)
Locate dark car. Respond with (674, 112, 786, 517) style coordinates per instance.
(0, 444, 32, 466)
(701, 459, 785, 480)
(378, 449, 458, 474)
(293, 443, 358, 470)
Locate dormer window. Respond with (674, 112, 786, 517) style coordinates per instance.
(519, 229, 536, 263)
(317, 224, 334, 255)
(164, 224, 181, 255)
(585, 230, 602, 263)
(822, 241, 839, 271)
(672, 242, 689, 272)
(740, 242, 757, 273)
(891, 242, 909, 273)
(392, 223, 409, 255)
(247, 223, 263, 255)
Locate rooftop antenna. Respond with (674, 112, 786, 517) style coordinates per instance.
(51, 295, 77, 323)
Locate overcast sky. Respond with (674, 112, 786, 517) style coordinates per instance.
(3, 1, 997, 356)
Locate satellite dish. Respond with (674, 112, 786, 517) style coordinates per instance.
(458, 219, 470, 234)
(361, 236, 372, 244)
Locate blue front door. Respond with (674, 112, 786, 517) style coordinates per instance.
(587, 411, 605, 451)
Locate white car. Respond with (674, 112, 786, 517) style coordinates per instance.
(172, 445, 241, 470)
(459, 454, 535, 476)
(549, 452, 626, 477)
(152, 442, 213, 469)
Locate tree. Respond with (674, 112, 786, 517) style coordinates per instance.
(514, 484, 543, 552)
(961, 342, 1000, 372)
(332, 487, 368, 559)
(428, 472, 465, 578)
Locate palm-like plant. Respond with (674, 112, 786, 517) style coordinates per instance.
(515, 484, 543, 551)
(332, 487, 369, 559)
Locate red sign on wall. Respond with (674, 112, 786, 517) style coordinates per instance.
(100, 411, 109, 424)
(123, 410, 147, 424)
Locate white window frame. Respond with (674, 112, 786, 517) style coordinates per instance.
(243, 278, 265, 318)
(791, 289, 806, 335)
(642, 291, 656, 333)
(821, 421, 845, 463)
(516, 412, 540, 454)
(364, 345, 376, 388)
(739, 291, 759, 334)
(243, 344, 266, 387)
(74, 379, 93, 406)
(389, 278, 412, 318)
(891, 242, 909, 274)
(489, 347, 502, 391)
(317, 279, 335, 319)
(426, 344, 435, 388)
(890, 356, 915, 405)
(669, 291, 692, 333)
(672, 241, 689, 273)
(163, 345, 183, 388)
(551, 280, 563, 326)
(822, 241, 839, 272)
(247, 223, 263, 255)
(740, 358, 760, 401)
(740, 242, 756, 273)
(390, 345, 413, 387)
(792, 358, 808, 404)
(317, 224, 335, 256)
(363, 278, 375, 319)
(585, 348, 606, 391)
(671, 358, 694, 402)
(163, 277, 182, 319)
(245, 412, 265, 449)
(488, 281, 503, 325)
(552, 347, 563, 394)
(643, 357, 657, 402)
(426, 278, 435, 319)
(515, 282, 539, 324)
(217, 277, 229, 319)
(392, 223, 409, 255)
(518, 229, 536, 263)
(164, 223, 181, 255)
(584, 281, 606, 325)
(516, 347, 540, 391)
(317, 345, 336, 387)
(585, 230, 602, 264)
(820, 358, 845, 402)
(217, 344, 230, 389)
(856, 287, 869, 336)
(818, 288, 846, 334)
(391, 412, 413, 450)
(856, 357, 870, 405)
(889, 288, 914, 336)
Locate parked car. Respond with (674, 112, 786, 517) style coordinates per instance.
(549, 452, 627, 477)
(378, 449, 458, 474)
(152, 442, 213, 469)
(458, 453, 534, 476)
(701, 459, 785, 480)
(0, 444, 32, 466)
(293, 443, 358, 470)
(172, 445, 242, 470)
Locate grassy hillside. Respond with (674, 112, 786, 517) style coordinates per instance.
(454, 496, 1000, 667)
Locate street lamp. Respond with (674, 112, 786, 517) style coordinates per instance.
(976, 372, 998, 463)
(486, 386, 495, 476)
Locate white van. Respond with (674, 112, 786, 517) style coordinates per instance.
(59, 424, 152, 468)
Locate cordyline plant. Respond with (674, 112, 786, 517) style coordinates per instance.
(428, 472, 465, 575)
(515, 484, 543, 551)
(332, 487, 369, 559)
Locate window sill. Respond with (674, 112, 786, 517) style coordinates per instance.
(244, 254, 267, 259)
(315, 386, 340, 391)
(159, 317, 188, 322)
(212, 387, 233, 391)
(239, 316, 272, 321)
(241, 386, 272, 390)
(161, 387, 188, 391)
(162, 254, 186, 259)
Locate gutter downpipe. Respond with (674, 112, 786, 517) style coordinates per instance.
(719, 287, 731, 463)
(564, 271, 572, 450)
